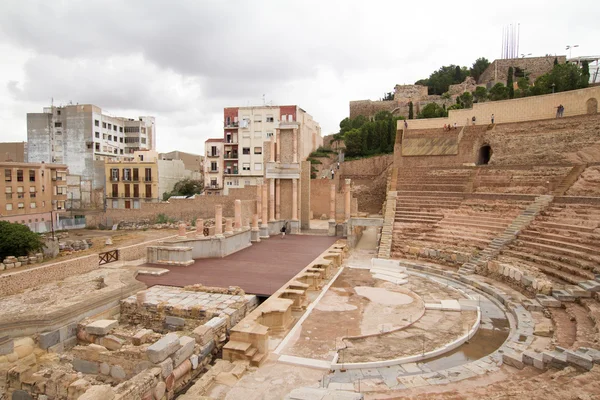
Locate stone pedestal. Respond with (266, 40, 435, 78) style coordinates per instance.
(251, 215, 261, 243)
(328, 220, 337, 236)
(225, 218, 234, 235)
(178, 223, 187, 237)
(196, 219, 204, 236)
(344, 179, 351, 221)
(275, 179, 281, 220)
(261, 183, 269, 238)
(289, 220, 300, 234)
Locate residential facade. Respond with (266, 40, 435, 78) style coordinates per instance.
(27, 104, 156, 209)
(203, 139, 224, 195)
(0, 162, 68, 232)
(211, 105, 321, 195)
(159, 151, 203, 174)
(0, 142, 27, 162)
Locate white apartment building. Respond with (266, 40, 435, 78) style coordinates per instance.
(215, 105, 321, 195)
(203, 138, 224, 195)
(27, 104, 155, 208)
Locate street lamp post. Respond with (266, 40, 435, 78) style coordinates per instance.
(566, 45, 579, 58)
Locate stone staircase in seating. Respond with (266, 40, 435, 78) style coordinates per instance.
(552, 164, 587, 195)
(396, 167, 475, 193)
(458, 195, 554, 275)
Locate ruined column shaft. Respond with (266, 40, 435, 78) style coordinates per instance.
(292, 178, 298, 220)
(329, 184, 336, 221)
(344, 179, 351, 220)
(276, 129, 281, 162)
(261, 183, 269, 227)
(234, 199, 242, 231)
(256, 184, 262, 220)
(269, 178, 275, 221)
(196, 218, 204, 235)
(275, 179, 281, 220)
(292, 128, 298, 163)
(215, 204, 223, 236)
(269, 135, 275, 162)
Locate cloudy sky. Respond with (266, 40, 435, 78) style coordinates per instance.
(0, 0, 597, 155)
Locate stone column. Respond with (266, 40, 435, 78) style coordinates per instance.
(275, 179, 281, 220)
(276, 129, 281, 162)
(215, 205, 223, 237)
(196, 218, 204, 236)
(260, 184, 269, 238)
(251, 214, 261, 243)
(256, 184, 262, 223)
(292, 179, 298, 220)
(243, 217, 250, 230)
(225, 218, 233, 235)
(269, 178, 275, 222)
(328, 184, 336, 236)
(234, 199, 242, 231)
(344, 179, 351, 221)
(178, 223, 187, 238)
(292, 128, 298, 163)
(269, 135, 275, 162)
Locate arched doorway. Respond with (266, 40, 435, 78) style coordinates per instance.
(587, 98, 598, 114)
(477, 145, 492, 165)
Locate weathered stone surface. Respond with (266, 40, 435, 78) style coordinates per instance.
(200, 339, 215, 358)
(147, 333, 181, 363)
(190, 354, 199, 370)
(97, 335, 125, 351)
(158, 357, 174, 378)
(172, 336, 195, 367)
(565, 350, 594, 370)
(192, 325, 214, 346)
(73, 358, 99, 374)
(154, 381, 166, 400)
(135, 361, 153, 374)
(110, 365, 127, 380)
(165, 316, 186, 327)
(100, 362, 111, 375)
(85, 320, 118, 336)
(59, 323, 78, 342)
(11, 390, 33, 400)
(39, 330, 60, 350)
(0, 338, 14, 355)
(502, 352, 524, 369)
(78, 385, 115, 400)
(132, 329, 154, 346)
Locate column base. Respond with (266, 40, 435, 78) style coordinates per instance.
(328, 220, 337, 236)
(260, 225, 270, 239)
(251, 228, 261, 243)
(289, 220, 300, 234)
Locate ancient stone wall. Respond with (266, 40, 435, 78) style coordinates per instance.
(478, 56, 567, 86)
(349, 100, 398, 120)
(394, 84, 429, 101)
(340, 154, 394, 178)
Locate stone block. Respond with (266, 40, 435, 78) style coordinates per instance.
(78, 385, 115, 400)
(522, 351, 545, 370)
(165, 315, 186, 328)
(85, 320, 118, 336)
(565, 350, 593, 371)
(502, 352, 524, 369)
(59, 323, 78, 342)
(536, 294, 561, 308)
(63, 336, 78, 351)
(100, 362, 111, 375)
(73, 358, 99, 374)
(172, 336, 195, 367)
(190, 354, 199, 370)
(200, 339, 215, 358)
(192, 325, 214, 346)
(132, 329, 154, 346)
(39, 330, 60, 350)
(48, 342, 64, 354)
(97, 335, 124, 351)
(110, 365, 127, 380)
(0, 337, 14, 355)
(11, 390, 33, 400)
(147, 333, 181, 363)
(158, 357, 173, 378)
(134, 361, 153, 374)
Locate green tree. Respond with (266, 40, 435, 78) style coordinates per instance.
(533, 63, 588, 94)
(582, 60, 590, 81)
(170, 179, 204, 197)
(0, 221, 45, 260)
(416, 65, 470, 95)
(408, 102, 414, 119)
(469, 57, 490, 82)
(488, 83, 510, 101)
(380, 92, 394, 101)
(473, 86, 488, 103)
(458, 91, 474, 108)
(507, 66, 515, 99)
(417, 103, 447, 119)
(554, 57, 559, 66)
(339, 117, 352, 136)
(344, 128, 366, 157)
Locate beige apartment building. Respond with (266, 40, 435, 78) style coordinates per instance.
(0, 162, 68, 231)
(0, 142, 27, 162)
(159, 151, 203, 174)
(211, 105, 321, 195)
(203, 139, 224, 195)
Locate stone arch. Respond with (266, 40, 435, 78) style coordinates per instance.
(587, 98, 598, 114)
(477, 144, 492, 165)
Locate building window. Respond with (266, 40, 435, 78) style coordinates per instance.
(124, 184, 131, 197)
(103, 134, 107, 140)
(17, 170, 23, 182)
(120, 149, 123, 154)
(120, 137, 123, 143)
(145, 168, 152, 182)
(211, 162, 218, 171)
(119, 127, 123, 133)
(133, 184, 139, 197)
(266, 116, 274, 122)
(54, 122, 62, 128)
(111, 183, 118, 197)
(123, 168, 131, 181)
(108, 135, 112, 141)
(29, 170, 35, 182)
(245, 180, 251, 185)
(95, 143, 100, 151)
(113, 136, 118, 142)
(254, 163, 262, 171)
(254, 147, 262, 154)
(145, 184, 152, 198)
(103, 122, 107, 129)
(17, 192, 24, 199)
(133, 168, 139, 181)
(110, 168, 119, 181)
(254, 115, 262, 122)
(95, 120, 99, 127)
(18, 202, 24, 209)
(242, 163, 250, 171)
(5, 169, 11, 182)
(5, 204, 12, 211)
(108, 123, 112, 130)
(267, 132, 273, 137)
(114, 125, 117, 131)
(57, 110, 61, 116)
(242, 147, 250, 155)
(5, 193, 11, 200)
(95, 132, 100, 138)
(30, 192, 36, 198)
(114, 149, 118, 154)
(141, 138, 146, 144)
(30, 202, 36, 209)
(112, 200, 118, 209)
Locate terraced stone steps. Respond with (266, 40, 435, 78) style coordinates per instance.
(501, 250, 595, 282)
(517, 233, 600, 257)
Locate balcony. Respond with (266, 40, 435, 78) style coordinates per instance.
(224, 122, 239, 129)
(207, 168, 219, 173)
(206, 151, 221, 158)
(224, 169, 239, 175)
(206, 184, 222, 190)
(224, 153, 238, 160)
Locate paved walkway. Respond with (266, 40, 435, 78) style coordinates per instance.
(137, 235, 338, 296)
